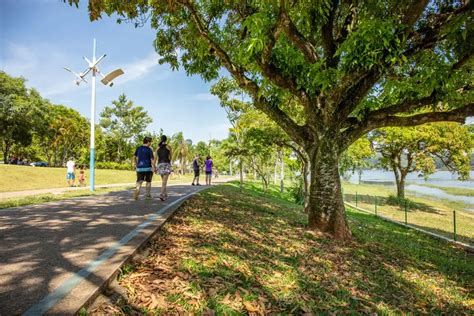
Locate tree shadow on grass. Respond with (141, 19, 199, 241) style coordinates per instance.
(343, 193, 442, 214)
(105, 184, 473, 314)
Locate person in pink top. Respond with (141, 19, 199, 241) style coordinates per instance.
(204, 155, 213, 186)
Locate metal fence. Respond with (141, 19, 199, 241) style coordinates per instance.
(343, 191, 474, 249)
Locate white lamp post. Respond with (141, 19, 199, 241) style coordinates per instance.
(64, 39, 124, 191)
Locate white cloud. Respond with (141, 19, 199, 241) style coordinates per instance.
(1, 43, 169, 98)
(192, 92, 218, 102)
(113, 52, 169, 85)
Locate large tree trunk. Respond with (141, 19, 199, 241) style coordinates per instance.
(305, 139, 352, 240)
(239, 159, 243, 192)
(395, 170, 406, 198)
(392, 166, 407, 198)
(280, 151, 284, 193)
(3, 140, 11, 163)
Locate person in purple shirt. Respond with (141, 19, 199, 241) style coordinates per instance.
(204, 155, 213, 186)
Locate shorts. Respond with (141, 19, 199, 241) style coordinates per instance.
(157, 163, 172, 176)
(137, 171, 153, 182)
(205, 171, 212, 176)
(66, 172, 75, 180)
(193, 169, 200, 177)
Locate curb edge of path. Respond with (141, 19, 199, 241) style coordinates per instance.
(24, 186, 209, 316)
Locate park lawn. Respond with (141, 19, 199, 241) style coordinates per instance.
(90, 182, 473, 315)
(342, 181, 474, 245)
(0, 164, 194, 192)
(416, 183, 474, 197)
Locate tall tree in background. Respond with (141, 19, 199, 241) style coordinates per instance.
(100, 94, 152, 163)
(370, 123, 472, 198)
(0, 72, 44, 163)
(339, 138, 375, 183)
(38, 103, 89, 166)
(75, 0, 474, 239)
(170, 132, 192, 175)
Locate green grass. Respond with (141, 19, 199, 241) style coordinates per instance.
(0, 164, 195, 192)
(0, 186, 133, 209)
(89, 182, 474, 315)
(342, 181, 474, 245)
(416, 183, 474, 197)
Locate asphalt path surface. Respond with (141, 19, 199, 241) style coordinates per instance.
(0, 183, 214, 315)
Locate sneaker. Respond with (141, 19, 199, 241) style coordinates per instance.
(196, 183, 201, 186)
(191, 183, 195, 186)
(145, 194, 152, 200)
(133, 190, 139, 201)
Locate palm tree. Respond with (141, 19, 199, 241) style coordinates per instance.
(170, 132, 192, 177)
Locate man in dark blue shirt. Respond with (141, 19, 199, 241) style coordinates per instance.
(133, 136, 155, 200)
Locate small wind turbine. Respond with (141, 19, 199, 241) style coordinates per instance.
(64, 39, 124, 191)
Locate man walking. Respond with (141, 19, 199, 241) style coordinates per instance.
(191, 154, 201, 186)
(133, 136, 155, 200)
(66, 157, 76, 187)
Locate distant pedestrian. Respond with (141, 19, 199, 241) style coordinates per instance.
(66, 157, 76, 187)
(133, 136, 155, 200)
(191, 154, 201, 186)
(205, 155, 213, 185)
(78, 165, 86, 187)
(156, 135, 173, 201)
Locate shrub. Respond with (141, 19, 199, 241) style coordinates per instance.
(289, 177, 305, 205)
(385, 195, 419, 209)
(95, 161, 132, 170)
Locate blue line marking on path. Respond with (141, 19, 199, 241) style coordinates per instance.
(23, 188, 204, 316)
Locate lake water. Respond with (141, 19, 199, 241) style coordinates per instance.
(348, 170, 474, 207)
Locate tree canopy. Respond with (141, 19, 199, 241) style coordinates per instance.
(68, 0, 474, 239)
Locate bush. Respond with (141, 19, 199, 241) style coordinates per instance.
(95, 161, 132, 170)
(289, 177, 305, 205)
(385, 195, 419, 209)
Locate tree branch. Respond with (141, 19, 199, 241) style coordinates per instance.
(335, 1, 358, 46)
(321, 0, 339, 66)
(344, 103, 474, 148)
(404, 2, 472, 59)
(182, 0, 309, 145)
(279, 8, 319, 63)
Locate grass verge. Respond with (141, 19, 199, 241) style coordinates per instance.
(0, 164, 196, 192)
(90, 182, 473, 315)
(342, 181, 474, 245)
(415, 183, 474, 197)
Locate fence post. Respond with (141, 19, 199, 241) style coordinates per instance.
(404, 200, 408, 225)
(355, 191, 358, 207)
(374, 196, 377, 215)
(453, 210, 457, 241)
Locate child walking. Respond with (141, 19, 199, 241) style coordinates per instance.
(78, 165, 86, 187)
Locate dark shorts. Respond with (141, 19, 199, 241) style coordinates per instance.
(137, 171, 153, 182)
(205, 171, 212, 176)
(194, 169, 200, 177)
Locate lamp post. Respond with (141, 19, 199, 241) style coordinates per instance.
(64, 39, 124, 191)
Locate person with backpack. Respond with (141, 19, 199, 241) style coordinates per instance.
(191, 154, 201, 186)
(133, 136, 155, 200)
(156, 135, 173, 200)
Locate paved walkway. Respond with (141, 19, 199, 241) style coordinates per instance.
(0, 183, 136, 200)
(0, 176, 212, 200)
(0, 182, 226, 315)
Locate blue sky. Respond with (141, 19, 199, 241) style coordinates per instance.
(0, 0, 231, 143)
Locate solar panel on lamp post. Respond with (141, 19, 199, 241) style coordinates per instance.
(64, 38, 124, 191)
